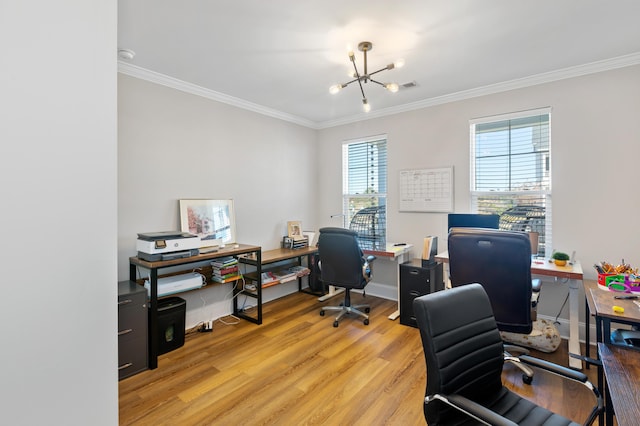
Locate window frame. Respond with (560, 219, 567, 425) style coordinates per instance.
(342, 135, 388, 245)
(469, 108, 552, 255)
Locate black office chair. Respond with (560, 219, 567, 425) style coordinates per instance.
(447, 227, 544, 383)
(413, 284, 602, 426)
(317, 227, 376, 327)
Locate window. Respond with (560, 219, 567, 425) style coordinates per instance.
(470, 108, 551, 255)
(342, 136, 387, 247)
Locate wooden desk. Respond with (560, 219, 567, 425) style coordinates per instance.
(365, 243, 413, 320)
(435, 251, 584, 369)
(598, 343, 640, 426)
(585, 280, 640, 345)
(239, 246, 319, 294)
(130, 243, 262, 369)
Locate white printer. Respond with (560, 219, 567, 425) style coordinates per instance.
(136, 231, 200, 261)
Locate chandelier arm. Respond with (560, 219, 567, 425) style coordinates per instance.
(350, 61, 367, 99)
(368, 79, 387, 87)
(368, 66, 393, 77)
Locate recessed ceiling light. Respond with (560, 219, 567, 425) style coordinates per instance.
(118, 49, 136, 60)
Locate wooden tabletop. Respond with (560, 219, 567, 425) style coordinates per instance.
(258, 246, 318, 265)
(130, 243, 261, 269)
(587, 281, 640, 322)
(598, 343, 640, 426)
(362, 243, 413, 258)
(435, 251, 584, 280)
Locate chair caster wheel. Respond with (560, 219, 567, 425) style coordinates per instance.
(523, 374, 533, 385)
(320, 310, 325, 316)
(333, 321, 339, 327)
(364, 319, 369, 325)
(364, 308, 370, 313)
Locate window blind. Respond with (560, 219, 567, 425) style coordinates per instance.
(342, 137, 387, 243)
(470, 109, 551, 255)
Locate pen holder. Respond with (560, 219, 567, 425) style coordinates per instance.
(597, 272, 617, 289)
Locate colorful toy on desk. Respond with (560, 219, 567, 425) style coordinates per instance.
(605, 273, 640, 293)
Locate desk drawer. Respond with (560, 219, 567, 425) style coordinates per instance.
(399, 262, 443, 327)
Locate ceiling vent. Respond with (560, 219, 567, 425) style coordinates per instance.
(401, 81, 418, 89)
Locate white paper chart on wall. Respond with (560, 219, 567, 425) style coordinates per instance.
(399, 167, 454, 212)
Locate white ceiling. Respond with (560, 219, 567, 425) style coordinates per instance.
(118, 0, 640, 129)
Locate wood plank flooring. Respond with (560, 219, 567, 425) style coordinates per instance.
(119, 291, 602, 425)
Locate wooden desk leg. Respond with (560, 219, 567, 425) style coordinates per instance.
(568, 279, 583, 369)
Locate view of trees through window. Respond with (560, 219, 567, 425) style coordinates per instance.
(343, 138, 387, 246)
(471, 110, 551, 255)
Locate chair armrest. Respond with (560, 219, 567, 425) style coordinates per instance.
(518, 354, 603, 425)
(532, 278, 541, 293)
(519, 354, 588, 383)
(427, 393, 518, 426)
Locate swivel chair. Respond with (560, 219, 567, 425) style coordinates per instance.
(447, 227, 561, 383)
(413, 284, 602, 426)
(317, 227, 376, 327)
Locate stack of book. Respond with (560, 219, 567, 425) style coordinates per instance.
(211, 256, 241, 283)
(288, 265, 310, 277)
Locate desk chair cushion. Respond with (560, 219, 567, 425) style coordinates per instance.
(501, 318, 561, 353)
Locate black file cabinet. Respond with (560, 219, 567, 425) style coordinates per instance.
(400, 259, 444, 328)
(118, 280, 148, 380)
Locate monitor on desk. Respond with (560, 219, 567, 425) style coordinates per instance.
(447, 213, 499, 231)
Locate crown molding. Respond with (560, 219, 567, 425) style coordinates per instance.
(318, 52, 640, 129)
(119, 52, 640, 130)
(117, 62, 319, 129)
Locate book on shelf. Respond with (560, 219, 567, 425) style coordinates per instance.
(272, 270, 297, 283)
(211, 274, 242, 283)
(213, 265, 239, 275)
(211, 256, 238, 268)
(213, 271, 239, 280)
(288, 265, 310, 276)
(260, 271, 279, 284)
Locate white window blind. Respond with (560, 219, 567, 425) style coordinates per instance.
(470, 109, 551, 255)
(342, 137, 387, 246)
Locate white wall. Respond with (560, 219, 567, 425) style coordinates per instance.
(1, 1, 118, 424)
(317, 64, 640, 328)
(118, 75, 318, 326)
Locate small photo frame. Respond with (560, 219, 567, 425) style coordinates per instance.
(287, 221, 304, 240)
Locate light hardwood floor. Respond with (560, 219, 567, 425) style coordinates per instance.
(119, 291, 601, 425)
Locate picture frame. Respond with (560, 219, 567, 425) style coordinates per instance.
(179, 199, 237, 248)
(287, 221, 303, 240)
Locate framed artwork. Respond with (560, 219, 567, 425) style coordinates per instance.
(179, 199, 237, 248)
(287, 221, 303, 240)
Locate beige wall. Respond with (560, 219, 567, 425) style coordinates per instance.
(118, 74, 318, 325)
(316, 64, 640, 332)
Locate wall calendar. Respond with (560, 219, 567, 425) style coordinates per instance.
(399, 167, 454, 212)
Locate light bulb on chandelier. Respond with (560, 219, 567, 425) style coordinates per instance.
(329, 41, 405, 113)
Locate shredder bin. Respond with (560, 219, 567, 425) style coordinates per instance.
(157, 296, 186, 355)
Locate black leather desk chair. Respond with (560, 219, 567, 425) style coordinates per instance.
(317, 227, 375, 327)
(413, 284, 602, 426)
(448, 227, 538, 382)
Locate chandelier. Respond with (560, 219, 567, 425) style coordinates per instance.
(329, 41, 405, 113)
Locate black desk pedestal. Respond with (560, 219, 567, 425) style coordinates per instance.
(399, 259, 443, 327)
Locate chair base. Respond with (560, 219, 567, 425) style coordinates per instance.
(319, 289, 370, 327)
